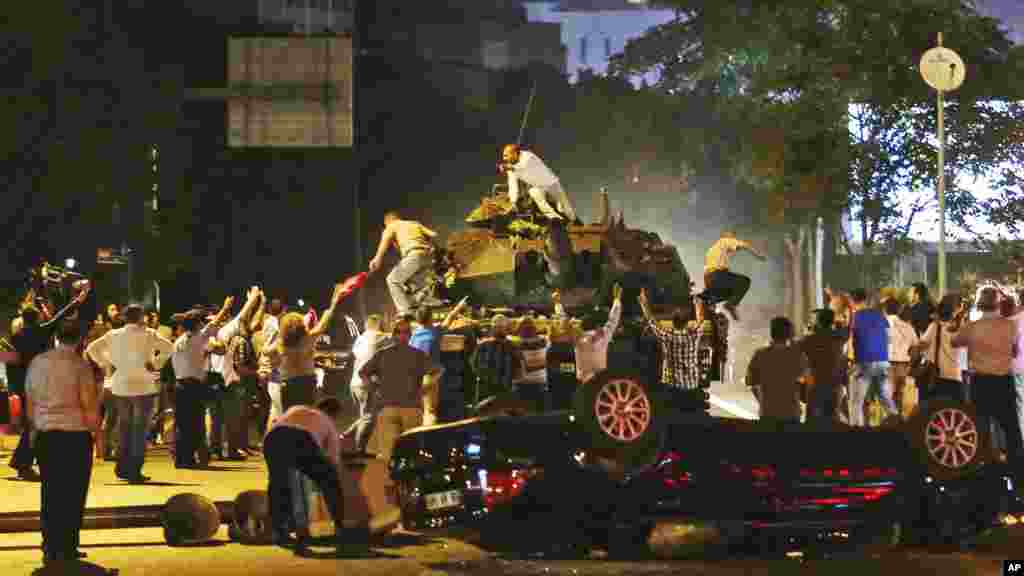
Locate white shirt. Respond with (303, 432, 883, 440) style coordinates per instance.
(886, 315, 918, 363)
(217, 316, 244, 384)
(172, 322, 217, 381)
(263, 315, 279, 341)
(260, 315, 283, 383)
(508, 150, 559, 202)
(574, 299, 622, 384)
(704, 237, 743, 273)
(1011, 310, 1024, 375)
(919, 321, 963, 382)
(27, 344, 100, 432)
(350, 330, 389, 389)
(86, 324, 174, 397)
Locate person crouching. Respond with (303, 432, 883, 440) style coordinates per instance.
(263, 396, 347, 556)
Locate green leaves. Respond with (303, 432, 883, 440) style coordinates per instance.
(613, 0, 1023, 239)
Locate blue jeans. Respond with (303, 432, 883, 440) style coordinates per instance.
(115, 394, 157, 479)
(850, 361, 896, 427)
(344, 383, 379, 452)
(386, 249, 434, 314)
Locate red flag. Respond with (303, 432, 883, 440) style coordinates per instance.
(337, 272, 368, 298)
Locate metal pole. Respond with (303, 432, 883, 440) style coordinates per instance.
(937, 32, 947, 297)
(517, 81, 537, 147)
(0, 502, 235, 534)
(815, 216, 824, 308)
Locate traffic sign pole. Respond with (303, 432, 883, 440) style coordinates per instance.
(920, 33, 965, 297)
(938, 83, 946, 296)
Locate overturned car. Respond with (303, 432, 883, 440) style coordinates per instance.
(385, 195, 1019, 557)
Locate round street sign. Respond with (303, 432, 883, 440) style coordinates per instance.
(920, 46, 966, 91)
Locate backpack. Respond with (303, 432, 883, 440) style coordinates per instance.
(230, 333, 257, 375)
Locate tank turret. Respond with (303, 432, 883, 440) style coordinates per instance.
(438, 188, 691, 314)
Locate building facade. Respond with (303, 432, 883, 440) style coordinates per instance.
(525, 0, 674, 83)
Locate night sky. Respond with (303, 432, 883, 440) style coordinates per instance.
(2, 1, 1021, 322)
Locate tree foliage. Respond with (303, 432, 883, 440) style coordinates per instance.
(611, 0, 1024, 251)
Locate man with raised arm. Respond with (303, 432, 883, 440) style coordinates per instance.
(368, 211, 443, 315)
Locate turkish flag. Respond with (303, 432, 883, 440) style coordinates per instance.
(336, 272, 368, 299)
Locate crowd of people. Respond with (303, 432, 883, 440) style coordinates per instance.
(4, 258, 720, 565)
(745, 282, 1024, 493)
(26, 209, 1024, 566)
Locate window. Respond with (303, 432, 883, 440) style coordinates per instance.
(579, 35, 587, 65)
(604, 37, 611, 59)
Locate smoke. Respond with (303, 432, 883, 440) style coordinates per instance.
(570, 171, 786, 406)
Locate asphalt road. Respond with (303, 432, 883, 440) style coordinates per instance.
(0, 525, 1019, 576)
(0, 426, 1019, 576)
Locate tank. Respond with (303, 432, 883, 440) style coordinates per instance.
(439, 188, 692, 315)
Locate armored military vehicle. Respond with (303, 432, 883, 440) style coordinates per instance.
(420, 187, 726, 472)
(439, 186, 693, 315)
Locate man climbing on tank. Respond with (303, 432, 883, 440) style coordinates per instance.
(701, 229, 767, 321)
(499, 144, 578, 223)
(369, 211, 444, 315)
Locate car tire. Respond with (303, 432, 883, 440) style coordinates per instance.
(907, 399, 989, 482)
(573, 370, 666, 472)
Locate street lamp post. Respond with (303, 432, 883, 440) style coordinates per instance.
(920, 33, 965, 296)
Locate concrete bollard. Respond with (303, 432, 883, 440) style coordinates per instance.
(162, 493, 221, 546)
(229, 490, 272, 545)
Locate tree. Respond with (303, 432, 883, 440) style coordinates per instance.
(612, 0, 1024, 301)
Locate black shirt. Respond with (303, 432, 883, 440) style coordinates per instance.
(7, 298, 82, 395)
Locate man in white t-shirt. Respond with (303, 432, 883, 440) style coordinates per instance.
(500, 144, 577, 222)
(702, 229, 767, 320)
(342, 314, 391, 453)
(86, 304, 175, 482)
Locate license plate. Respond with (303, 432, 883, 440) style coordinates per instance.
(425, 490, 463, 511)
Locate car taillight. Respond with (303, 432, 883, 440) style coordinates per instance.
(798, 467, 899, 481)
(795, 485, 895, 507)
(719, 462, 776, 486)
(480, 468, 541, 509)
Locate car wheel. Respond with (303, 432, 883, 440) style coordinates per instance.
(907, 400, 989, 482)
(573, 370, 666, 471)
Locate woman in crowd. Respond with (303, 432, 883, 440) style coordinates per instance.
(266, 285, 345, 410)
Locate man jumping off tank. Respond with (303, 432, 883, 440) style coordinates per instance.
(369, 211, 444, 315)
(499, 144, 578, 222)
(701, 229, 767, 321)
